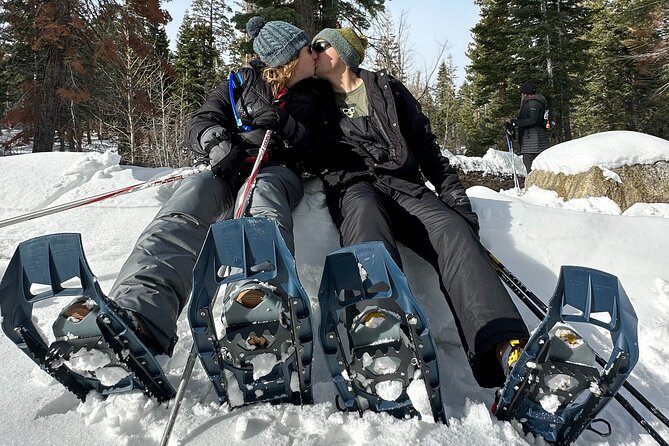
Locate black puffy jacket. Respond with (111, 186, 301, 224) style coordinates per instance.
(313, 69, 473, 220)
(517, 94, 548, 154)
(184, 63, 334, 176)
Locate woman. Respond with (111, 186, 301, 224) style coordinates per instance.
(57, 18, 322, 396)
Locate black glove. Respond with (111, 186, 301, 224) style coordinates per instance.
(199, 126, 241, 175)
(232, 129, 273, 162)
(442, 189, 480, 234)
(252, 105, 298, 141)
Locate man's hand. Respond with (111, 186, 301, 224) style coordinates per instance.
(442, 189, 480, 234)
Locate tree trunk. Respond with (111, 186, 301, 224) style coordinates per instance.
(33, 44, 65, 152)
(295, 0, 315, 38)
(33, 0, 69, 153)
(321, 0, 338, 29)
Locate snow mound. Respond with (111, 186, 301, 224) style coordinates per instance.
(533, 131, 669, 174)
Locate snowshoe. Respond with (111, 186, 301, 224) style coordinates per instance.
(188, 218, 313, 406)
(493, 266, 639, 445)
(318, 242, 446, 423)
(0, 233, 176, 401)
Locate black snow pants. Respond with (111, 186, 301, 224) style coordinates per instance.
(328, 180, 529, 388)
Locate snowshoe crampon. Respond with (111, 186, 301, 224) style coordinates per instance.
(493, 266, 639, 445)
(0, 233, 175, 401)
(318, 242, 445, 423)
(188, 218, 313, 406)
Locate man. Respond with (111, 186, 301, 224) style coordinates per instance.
(310, 27, 529, 390)
(516, 80, 549, 173)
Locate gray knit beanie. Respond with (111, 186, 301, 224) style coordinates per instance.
(246, 16, 308, 67)
(312, 28, 368, 70)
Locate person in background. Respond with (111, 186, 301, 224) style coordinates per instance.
(515, 80, 548, 173)
(309, 27, 530, 390)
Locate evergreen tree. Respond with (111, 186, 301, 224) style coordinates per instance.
(571, 0, 635, 136)
(467, 0, 592, 147)
(190, 0, 233, 72)
(173, 14, 219, 112)
(232, 0, 386, 59)
(432, 60, 458, 150)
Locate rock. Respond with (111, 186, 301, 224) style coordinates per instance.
(458, 168, 524, 192)
(526, 161, 669, 211)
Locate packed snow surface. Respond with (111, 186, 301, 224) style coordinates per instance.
(1, 131, 668, 445)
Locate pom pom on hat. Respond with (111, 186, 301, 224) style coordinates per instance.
(246, 16, 265, 39)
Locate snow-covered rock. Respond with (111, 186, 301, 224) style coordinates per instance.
(527, 131, 669, 210)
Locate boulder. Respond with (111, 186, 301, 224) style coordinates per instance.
(526, 161, 669, 211)
(457, 168, 524, 191)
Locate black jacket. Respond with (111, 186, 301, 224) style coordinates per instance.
(517, 94, 548, 154)
(314, 69, 475, 225)
(184, 64, 333, 176)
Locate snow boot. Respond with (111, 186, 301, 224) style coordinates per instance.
(188, 218, 313, 407)
(493, 266, 639, 445)
(318, 242, 446, 423)
(0, 233, 175, 401)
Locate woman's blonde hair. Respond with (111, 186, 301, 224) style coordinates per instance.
(262, 57, 300, 98)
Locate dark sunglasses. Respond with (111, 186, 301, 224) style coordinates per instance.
(311, 41, 331, 53)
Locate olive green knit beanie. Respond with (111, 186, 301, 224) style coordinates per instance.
(312, 27, 368, 69)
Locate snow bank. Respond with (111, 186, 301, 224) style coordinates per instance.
(533, 130, 669, 174)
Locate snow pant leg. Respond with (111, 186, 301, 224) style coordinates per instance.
(233, 165, 304, 254)
(327, 181, 404, 268)
(392, 191, 529, 388)
(522, 153, 538, 173)
(109, 170, 239, 354)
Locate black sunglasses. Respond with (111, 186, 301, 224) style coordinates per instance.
(311, 41, 331, 53)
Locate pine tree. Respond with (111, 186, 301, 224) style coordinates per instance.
(571, 0, 635, 136)
(432, 60, 458, 150)
(173, 14, 220, 112)
(467, 0, 593, 146)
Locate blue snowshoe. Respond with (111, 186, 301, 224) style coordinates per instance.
(188, 218, 313, 406)
(318, 242, 446, 422)
(493, 266, 639, 445)
(0, 233, 175, 401)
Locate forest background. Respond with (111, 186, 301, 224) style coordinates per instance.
(0, 0, 667, 168)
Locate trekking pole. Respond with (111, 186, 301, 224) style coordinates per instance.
(487, 250, 669, 446)
(0, 166, 204, 229)
(504, 123, 521, 193)
(160, 129, 273, 446)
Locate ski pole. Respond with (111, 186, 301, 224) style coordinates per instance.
(0, 167, 204, 229)
(487, 251, 669, 446)
(504, 125, 521, 193)
(160, 129, 273, 446)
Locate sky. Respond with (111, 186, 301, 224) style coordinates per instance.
(163, 0, 480, 86)
(0, 130, 668, 445)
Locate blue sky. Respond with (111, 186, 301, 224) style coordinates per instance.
(163, 0, 480, 86)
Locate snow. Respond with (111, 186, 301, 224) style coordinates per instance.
(532, 130, 669, 174)
(444, 147, 528, 177)
(1, 130, 669, 445)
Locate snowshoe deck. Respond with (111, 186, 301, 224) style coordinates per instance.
(188, 218, 313, 406)
(0, 233, 176, 401)
(318, 242, 445, 422)
(494, 266, 639, 445)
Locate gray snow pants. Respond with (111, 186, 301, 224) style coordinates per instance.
(109, 165, 303, 354)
